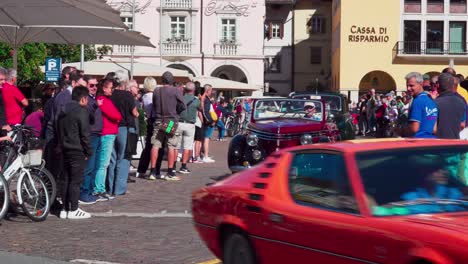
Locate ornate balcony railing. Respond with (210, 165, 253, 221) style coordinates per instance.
(214, 42, 239, 56)
(162, 41, 192, 55)
(163, 0, 192, 9)
(113, 45, 134, 54)
(394, 41, 468, 56)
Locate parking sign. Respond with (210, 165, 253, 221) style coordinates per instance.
(45, 58, 62, 82)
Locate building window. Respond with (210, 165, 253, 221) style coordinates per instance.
(265, 22, 284, 39)
(221, 19, 236, 42)
(307, 17, 326, 34)
(310, 47, 322, 64)
(404, 0, 421, 13)
(427, 21, 444, 53)
(427, 0, 444, 13)
(289, 153, 359, 214)
(170, 16, 186, 40)
(265, 56, 281, 73)
(450, 0, 467, 13)
(404, 20, 421, 54)
(449, 21, 466, 53)
(121, 16, 133, 29)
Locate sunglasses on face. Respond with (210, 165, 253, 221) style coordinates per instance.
(89, 84, 97, 88)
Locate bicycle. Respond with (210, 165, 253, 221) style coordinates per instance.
(1, 125, 53, 221)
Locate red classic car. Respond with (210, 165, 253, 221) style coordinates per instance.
(228, 98, 340, 173)
(193, 139, 468, 264)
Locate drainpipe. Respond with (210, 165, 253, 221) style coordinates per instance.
(200, 0, 205, 75)
(291, 2, 295, 92)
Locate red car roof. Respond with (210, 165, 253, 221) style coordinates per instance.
(282, 138, 468, 154)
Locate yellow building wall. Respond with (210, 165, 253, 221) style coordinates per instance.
(294, 0, 332, 91)
(336, 0, 466, 98)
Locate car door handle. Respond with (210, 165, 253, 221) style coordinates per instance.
(269, 213, 284, 223)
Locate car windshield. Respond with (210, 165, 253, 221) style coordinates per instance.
(357, 147, 468, 216)
(253, 99, 323, 121)
(292, 95, 342, 112)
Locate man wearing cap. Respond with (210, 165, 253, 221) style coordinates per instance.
(174, 82, 201, 174)
(303, 102, 320, 121)
(150, 71, 186, 180)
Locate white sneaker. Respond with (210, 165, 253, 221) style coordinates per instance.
(67, 208, 91, 219)
(203, 157, 215, 163)
(59, 210, 68, 219)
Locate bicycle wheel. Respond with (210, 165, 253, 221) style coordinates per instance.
(28, 166, 56, 203)
(18, 172, 50, 222)
(0, 174, 9, 220)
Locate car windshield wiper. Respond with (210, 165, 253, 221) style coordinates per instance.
(389, 198, 468, 207)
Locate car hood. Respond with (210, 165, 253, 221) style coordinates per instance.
(398, 214, 468, 234)
(249, 119, 324, 134)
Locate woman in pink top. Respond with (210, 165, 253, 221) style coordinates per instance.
(93, 79, 121, 199)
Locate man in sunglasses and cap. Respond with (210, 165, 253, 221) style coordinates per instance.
(303, 101, 321, 121)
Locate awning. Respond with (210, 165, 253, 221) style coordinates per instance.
(192, 76, 263, 91)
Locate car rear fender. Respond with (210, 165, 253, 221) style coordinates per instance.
(408, 247, 453, 264)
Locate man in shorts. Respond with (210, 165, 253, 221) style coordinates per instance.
(174, 82, 201, 173)
(150, 72, 186, 180)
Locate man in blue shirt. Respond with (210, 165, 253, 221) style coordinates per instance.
(399, 72, 438, 138)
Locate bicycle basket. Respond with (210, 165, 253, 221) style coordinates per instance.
(21, 149, 43, 167)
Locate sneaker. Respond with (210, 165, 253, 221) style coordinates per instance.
(203, 157, 215, 163)
(192, 158, 203, 164)
(165, 170, 181, 181)
(148, 174, 156, 180)
(165, 175, 181, 181)
(79, 194, 97, 205)
(94, 193, 109, 202)
(178, 167, 191, 174)
(60, 210, 68, 219)
(67, 208, 91, 219)
(103, 193, 115, 200)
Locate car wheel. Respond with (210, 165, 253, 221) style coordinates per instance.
(224, 233, 256, 264)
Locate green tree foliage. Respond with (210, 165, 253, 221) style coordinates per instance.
(0, 43, 47, 86)
(0, 43, 97, 87)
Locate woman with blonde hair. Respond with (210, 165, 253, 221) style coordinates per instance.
(137, 77, 164, 179)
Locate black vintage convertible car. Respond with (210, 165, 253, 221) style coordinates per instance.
(289, 92, 356, 140)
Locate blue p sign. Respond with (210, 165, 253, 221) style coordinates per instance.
(45, 58, 61, 82)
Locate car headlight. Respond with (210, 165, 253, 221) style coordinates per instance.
(300, 134, 313, 145)
(246, 134, 259, 147)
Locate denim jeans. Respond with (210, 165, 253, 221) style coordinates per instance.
(93, 134, 116, 194)
(108, 127, 134, 195)
(81, 135, 101, 195)
(216, 120, 225, 140)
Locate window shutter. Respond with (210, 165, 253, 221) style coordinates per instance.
(280, 23, 284, 39)
(268, 22, 273, 40)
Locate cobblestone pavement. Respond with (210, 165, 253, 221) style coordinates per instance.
(0, 139, 230, 264)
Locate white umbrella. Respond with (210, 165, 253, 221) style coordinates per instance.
(0, 0, 154, 69)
